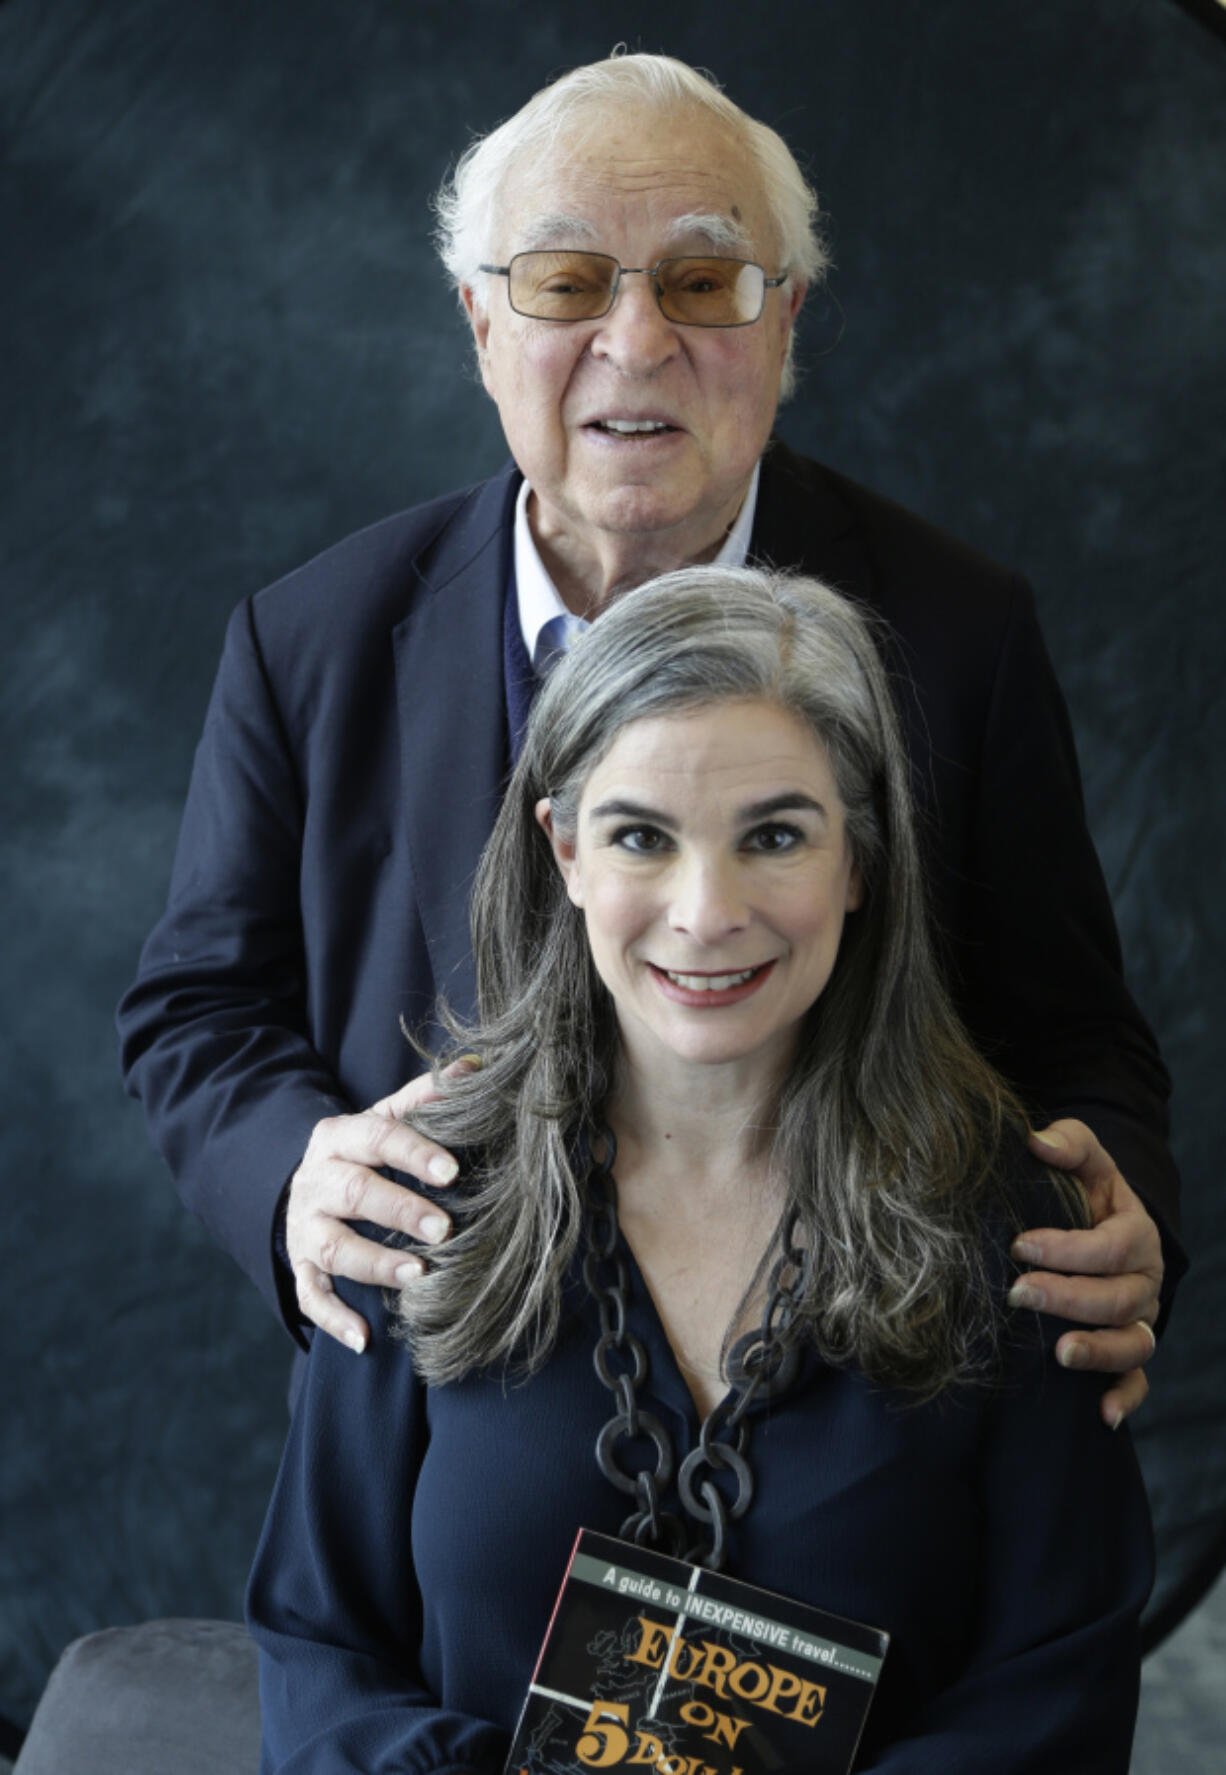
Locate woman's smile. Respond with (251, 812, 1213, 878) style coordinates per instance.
(538, 697, 863, 1084)
(648, 958, 777, 1006)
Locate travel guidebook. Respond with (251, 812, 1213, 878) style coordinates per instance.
(504, 1528, 888, 1775)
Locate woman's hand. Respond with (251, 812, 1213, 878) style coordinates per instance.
(287, 1070, 467, 1352)
(1007, 1119, 1164, 1428)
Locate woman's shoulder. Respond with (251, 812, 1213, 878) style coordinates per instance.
(301, 1258, 418, 1392)
(986, 1129, 1089, 1244)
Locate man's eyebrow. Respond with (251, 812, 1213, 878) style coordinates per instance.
(739, 792, 829, 822)
(588, 797, 679, 830)
(665, 211, 754, 254)
(515, 214, 601, 252)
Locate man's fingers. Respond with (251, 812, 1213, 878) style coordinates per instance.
(1007, 1268, 1160, 1328)
(314, 1219, 428, 1292)
(1099, 1367, 1150, 1430)
(370, 1061, 479, 1163)
(1029, 1118, 1117, 1191)
(1023, 1120, 1161, 1421)
(291, 1156, 451, 1248)
(286, 1103, 459, 1352)
(293, 1223, 428, 1350)
(295, 1260, 373, 1353)
(330, 1167, 452, 1245)
(312, 1109, 459, 1189)
(1050, 1321, 1159, 1377)
(1010, 1216, 1159, 1280)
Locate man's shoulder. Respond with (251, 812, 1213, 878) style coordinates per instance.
(759, 440, 1027, 632)
(246, 462, 520, 640)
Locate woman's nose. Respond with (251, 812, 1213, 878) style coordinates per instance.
(667, 856, 749, 943)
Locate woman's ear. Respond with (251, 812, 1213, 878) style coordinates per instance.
(535, 798, 584, 906)
(845, 858, 865, 913)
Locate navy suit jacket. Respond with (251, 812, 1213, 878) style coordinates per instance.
(118, 440, 1183, 1329)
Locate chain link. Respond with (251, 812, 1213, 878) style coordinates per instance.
(585, 1128, 811, 1571)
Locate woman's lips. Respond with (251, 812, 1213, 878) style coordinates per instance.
(647, 960, 776, 1008)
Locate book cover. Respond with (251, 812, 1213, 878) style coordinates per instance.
(504, 1528, 887, 1775)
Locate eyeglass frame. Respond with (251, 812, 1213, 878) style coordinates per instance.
(477, 251, 790, 329)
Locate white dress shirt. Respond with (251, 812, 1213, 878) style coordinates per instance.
(515, 463, 762, 668)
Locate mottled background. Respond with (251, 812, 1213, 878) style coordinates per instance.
(2, 0, 1223, 1746)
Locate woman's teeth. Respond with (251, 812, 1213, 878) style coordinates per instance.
(665, 967, 759, 991)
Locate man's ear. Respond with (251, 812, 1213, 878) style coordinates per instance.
(535, 798, 583, 906)
(461, 283, 495, 397)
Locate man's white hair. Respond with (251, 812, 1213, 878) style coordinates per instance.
(432, 50, 829, 398)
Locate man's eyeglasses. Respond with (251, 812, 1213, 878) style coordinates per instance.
(478, 251, 789, 328)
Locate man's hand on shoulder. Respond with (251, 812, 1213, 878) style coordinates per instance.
(1007, 1119, 1163, 1430)
(287, 1071, 466, 1352)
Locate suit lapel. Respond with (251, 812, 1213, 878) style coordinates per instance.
(393, 464, 521, 1018)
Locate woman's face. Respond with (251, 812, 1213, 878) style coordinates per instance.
(538, 698, 863, 1081)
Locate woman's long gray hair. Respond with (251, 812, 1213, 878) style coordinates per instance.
(397, 566, 1043, 1395)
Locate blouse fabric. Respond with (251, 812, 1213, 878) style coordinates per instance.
(247, 1172, 1153, 1774)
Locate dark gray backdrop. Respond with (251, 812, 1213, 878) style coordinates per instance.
(2, 0, 1223, 1734)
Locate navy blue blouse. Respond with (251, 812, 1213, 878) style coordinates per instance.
(247, 1173, 1153, 1774)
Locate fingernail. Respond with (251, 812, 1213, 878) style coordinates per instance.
(1108, 1406, 1124, 1431)
(347, 1330, 367, 1355)
(394, 1260, 424, 1284)
(1058, 1341, 1090, 1370)
(1032, 1128, 1066, 1151)
(420, 1213, 449, 1245)
(1011, 1238, 1042, 1264)
(1007, 1282, 1044, 1311)
(429, 1154, 459, 1184)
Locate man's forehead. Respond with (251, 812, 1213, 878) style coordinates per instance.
(500, 108, 768, 246)
(504, 169, 766, 255)
(515, 208, 751, 254)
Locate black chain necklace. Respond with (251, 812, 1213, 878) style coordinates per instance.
(582, 1126, 812, 1572)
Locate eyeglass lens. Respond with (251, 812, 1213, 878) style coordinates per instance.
(506, 252, 768, 326)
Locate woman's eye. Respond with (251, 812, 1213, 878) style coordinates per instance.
(743, 822, 803, 853)
(612, 825, 669, 854)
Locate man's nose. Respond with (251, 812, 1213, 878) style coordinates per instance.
(667, 855, 749, 943)
(590, 271, 680, 374)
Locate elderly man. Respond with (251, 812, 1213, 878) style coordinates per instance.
(118, 52, 1179, 1421)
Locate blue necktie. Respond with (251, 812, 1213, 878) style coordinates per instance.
(533, 612, 589, 679)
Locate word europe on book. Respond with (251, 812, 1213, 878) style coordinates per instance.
(504, 1530, 888, 1775)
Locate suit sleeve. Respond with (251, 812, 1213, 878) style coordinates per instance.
(246, 1282, 505, 1775)
(857, 1306, 1153, 1773)
(961, 581, 1185, 1298)
(117, 596, 351, 1333)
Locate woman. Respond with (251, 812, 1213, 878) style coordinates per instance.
(248, 567, 1152, 1773)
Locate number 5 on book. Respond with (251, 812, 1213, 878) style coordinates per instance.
(577, 1700, 631, 1767)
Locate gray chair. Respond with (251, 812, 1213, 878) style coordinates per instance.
(13, 1619, 260, 1774)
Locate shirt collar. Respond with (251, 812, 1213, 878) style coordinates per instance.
(515, 462, 762, 664)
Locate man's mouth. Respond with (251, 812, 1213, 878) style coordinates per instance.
(587, 418, 678, 436)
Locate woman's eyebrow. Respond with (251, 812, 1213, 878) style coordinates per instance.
(588, 797, 678, 829)
(739, 792, 828, 822)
